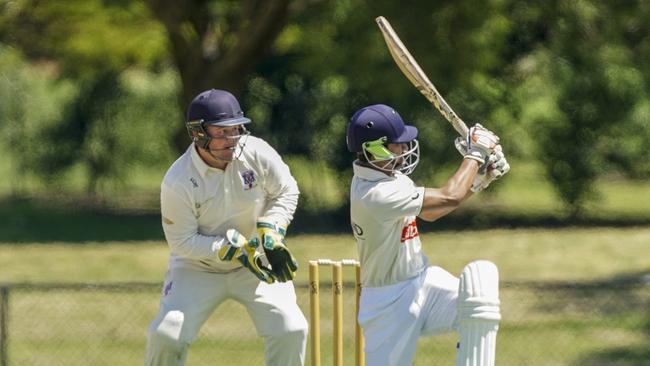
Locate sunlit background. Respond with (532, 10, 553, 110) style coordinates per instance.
(0, 0, 648, 365)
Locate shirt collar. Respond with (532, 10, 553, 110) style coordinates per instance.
(190, 143, 211, 178)
(352, 160, 396, 182)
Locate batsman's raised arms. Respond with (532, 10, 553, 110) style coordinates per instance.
(375, 16, 469, 137)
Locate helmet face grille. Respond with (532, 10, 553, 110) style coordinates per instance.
(363, 139, 420, 175)
(186, 119, 211, 149)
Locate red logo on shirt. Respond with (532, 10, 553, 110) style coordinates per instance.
(400, 219, 419, 243)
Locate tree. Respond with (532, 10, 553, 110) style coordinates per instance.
(0, 0, 172, 194)
(144, 0, 292, 150)
(512, 0, 649, 215)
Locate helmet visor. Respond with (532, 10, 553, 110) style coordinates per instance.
(392, 125, 418, 144)
(203, 112, 251, 127)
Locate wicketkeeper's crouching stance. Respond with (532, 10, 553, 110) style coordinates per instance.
(145, 89, 306, 366)
(346, 104, 510, 366)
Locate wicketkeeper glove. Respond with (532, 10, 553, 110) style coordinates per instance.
(257, 217, 298, 283)
(218, 229, 275, 284)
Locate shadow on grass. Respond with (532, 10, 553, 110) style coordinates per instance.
(576, 312, 650, 365)
(516, 271, 650, 315)
(515, 274, 650, 366)
(1, 194, 650, 243)
(292, 205, 650, 234)
(577, 347, 650, 366)
(419, 207, 650, 232)
(0, 195, 163, 243)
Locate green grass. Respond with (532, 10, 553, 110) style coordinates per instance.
(4, 280, 648, 366)
(1, 229, 649, 365)
(1, 151, 649, 365)
(3, 228, 648, 283)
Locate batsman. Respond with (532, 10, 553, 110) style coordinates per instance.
(145, 89, 307, 365)
(346, 104, 510, 365)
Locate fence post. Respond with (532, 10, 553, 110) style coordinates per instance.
(0, 286, 8, 366)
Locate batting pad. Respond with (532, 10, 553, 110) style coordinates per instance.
(456, 260, 501, 366)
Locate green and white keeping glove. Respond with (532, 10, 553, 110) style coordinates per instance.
(218, 229, 275, 284)
(257, 217, 298, 283)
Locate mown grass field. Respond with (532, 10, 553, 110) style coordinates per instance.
(1, 228, 649, 365)
(3, 228, 650, 283)
(0, 156, 649, 365)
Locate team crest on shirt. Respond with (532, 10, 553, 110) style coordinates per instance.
(400, 219, 419, 243)
(240, 170, 257, 190)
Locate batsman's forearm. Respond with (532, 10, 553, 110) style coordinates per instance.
(164, 231, 228, 260)
(444, 158, 479, 200)
(261, 191, 299, 227)
(418, 159, 478, 222)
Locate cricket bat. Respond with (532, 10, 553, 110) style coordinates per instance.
(375, 16, 469, 137)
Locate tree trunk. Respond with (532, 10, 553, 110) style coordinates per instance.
(145, 0, 292, 152)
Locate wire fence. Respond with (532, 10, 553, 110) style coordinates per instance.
(0, 278, 648, 366)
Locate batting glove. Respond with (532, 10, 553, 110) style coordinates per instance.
(455, 138, 510, 192)
(463, 123, 500, 165)
(257, 217, 298, 283)
(470, 144, 510, 192)
(219, 229, 275, 284)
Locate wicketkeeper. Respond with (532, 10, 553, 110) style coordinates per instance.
(145, 89, 307, 366)
(346, 104, 510, 365)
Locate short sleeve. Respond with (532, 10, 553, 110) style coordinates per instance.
(365, 179, 425, 222)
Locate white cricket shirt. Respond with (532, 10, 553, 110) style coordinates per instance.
(350, 162, 428, 287)
(160, 136, 299, 272)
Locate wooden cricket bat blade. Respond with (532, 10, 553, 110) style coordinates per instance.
(375, 16, 469, 137)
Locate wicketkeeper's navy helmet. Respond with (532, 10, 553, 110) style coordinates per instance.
(186, 89, 251, 149)
(346, 104, 420, 175)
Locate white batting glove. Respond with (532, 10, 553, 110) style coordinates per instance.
(463, 123, 500, 165)
(455, 138, 510, 192)
(471, 145, 510, 193)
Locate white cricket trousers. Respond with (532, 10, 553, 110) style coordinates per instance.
(145, 267, 308, 366)
(358, 266, 459, 366)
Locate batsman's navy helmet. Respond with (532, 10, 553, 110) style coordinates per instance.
(186, 89, 251, 149)
(346, 104, 418, 153)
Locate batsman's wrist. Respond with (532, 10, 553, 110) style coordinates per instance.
(464, 152, 485, 165)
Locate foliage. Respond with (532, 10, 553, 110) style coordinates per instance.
(74, 69, 181, 192)
(143, 0, 293, 150)
(0, 49, 180, 193)
(0, 0, 648, 212)
(512, 0, 650, 215)
(0, 0, 179, 194)
(284, 155, 346, 213)
(0, 0, 167, 78)
(0, 47, 76, 193)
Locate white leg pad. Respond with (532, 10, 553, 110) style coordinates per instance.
(456, 260, 501, 366)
